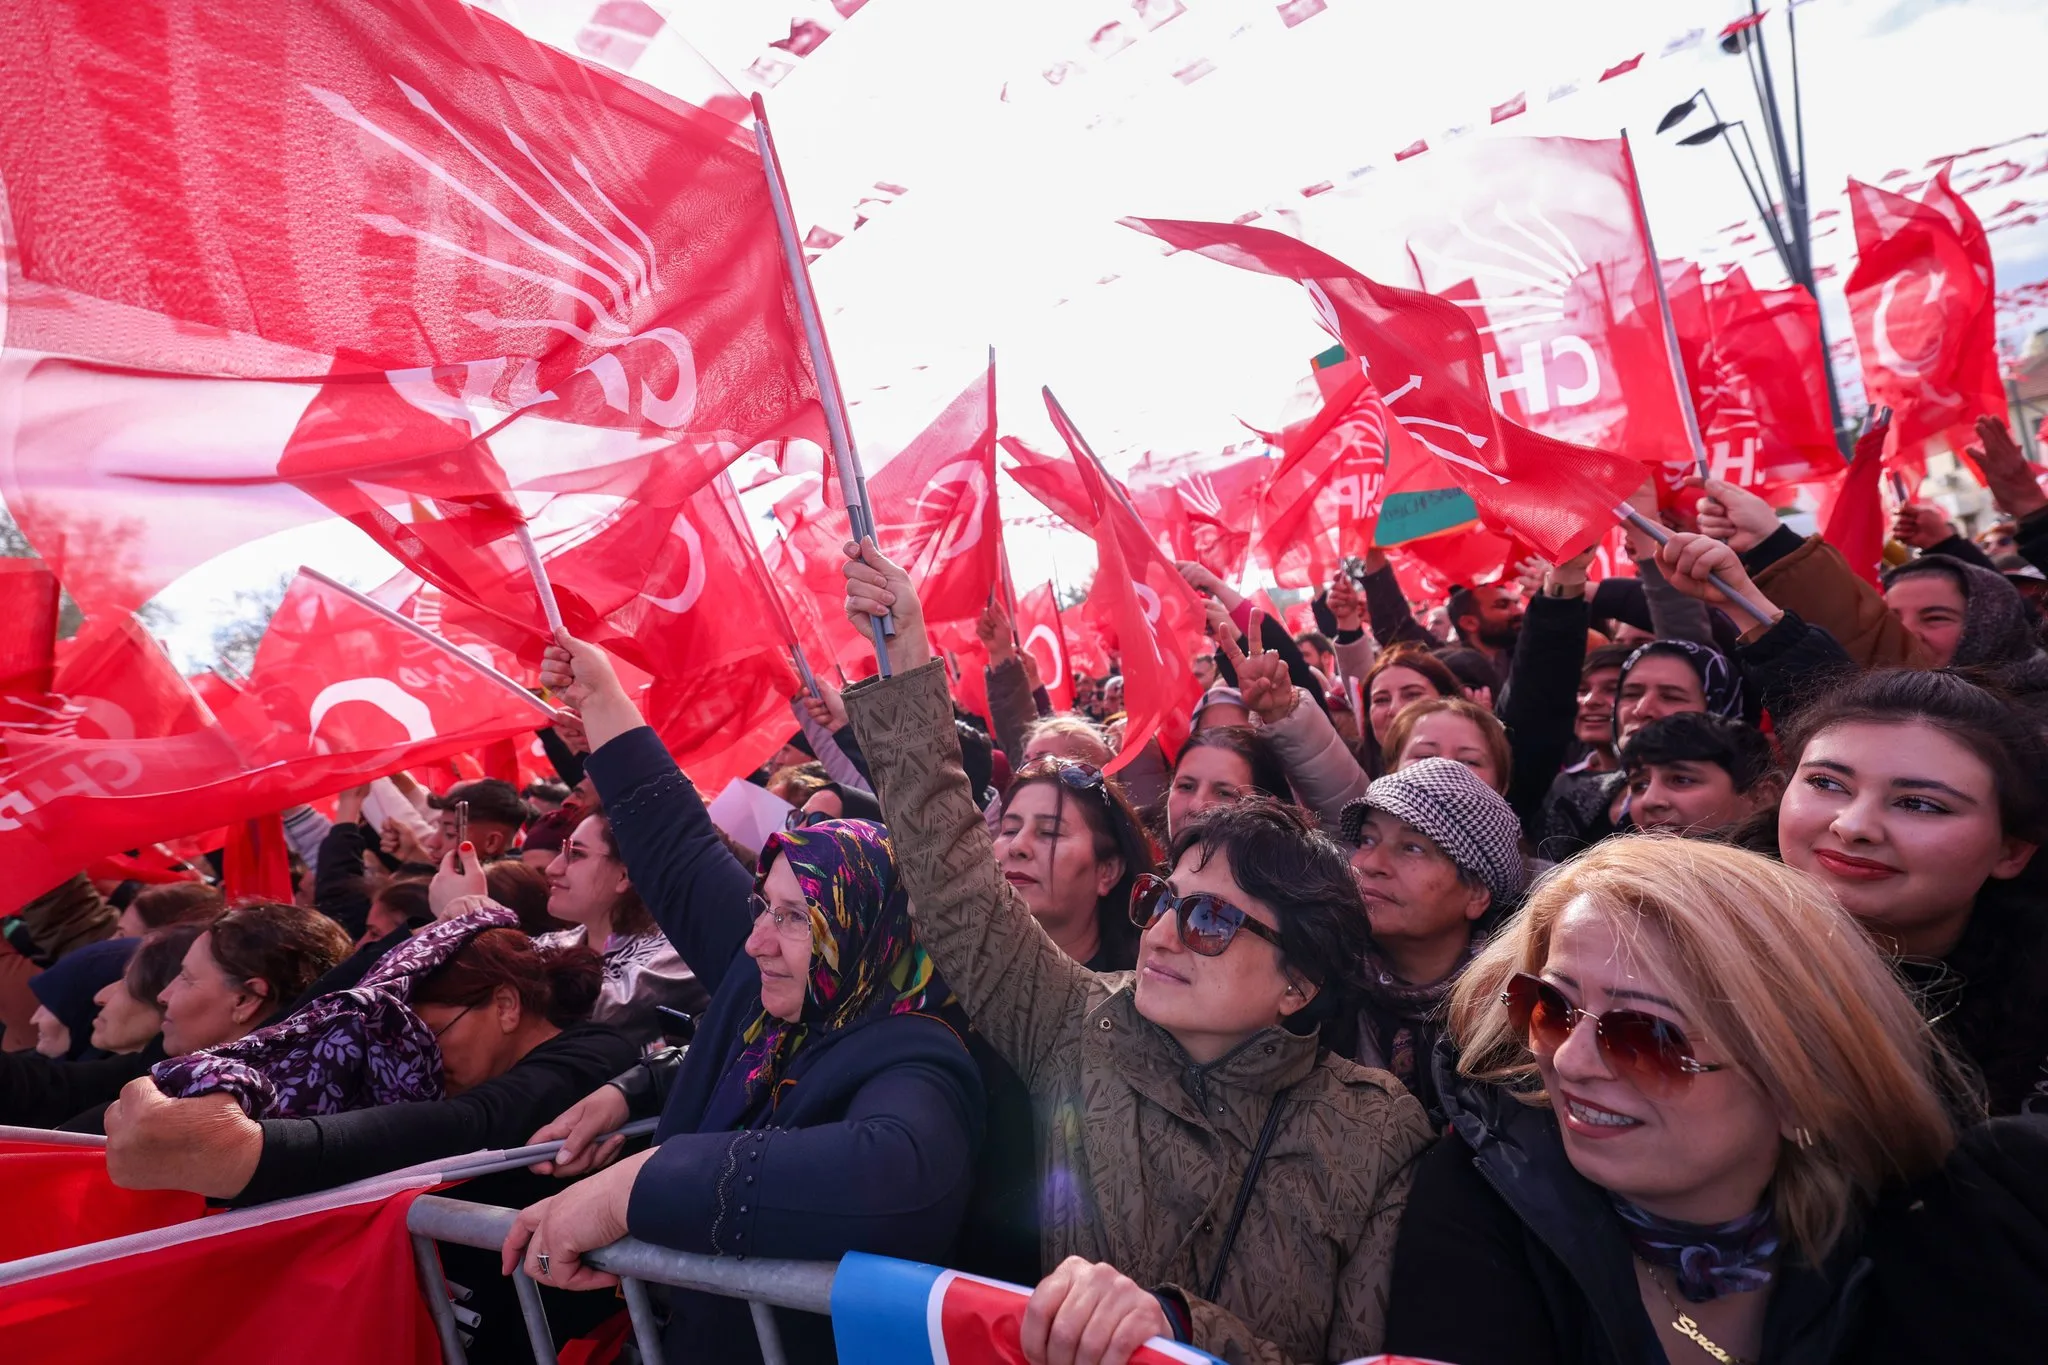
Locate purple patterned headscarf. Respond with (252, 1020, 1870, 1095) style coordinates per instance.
(151, 905, 517, 1119)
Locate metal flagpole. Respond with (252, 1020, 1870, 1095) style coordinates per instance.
(1610, 506, 1777, 624)
(1620, 130, 1712, 481)
(298, 567, 561, 723)
(752, 93, 893, 677)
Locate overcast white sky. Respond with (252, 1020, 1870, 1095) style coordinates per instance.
(132, 0, 2048, 667)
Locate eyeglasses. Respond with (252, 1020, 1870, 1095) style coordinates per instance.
(1500, 972, 1725, 1098)
(785, 808, 832, 831)
(1019, 758, 1106, 792)
(429, 1004, 473, 1040)
(1129, 873, 1285, 957)
(747, 894, 815, 941)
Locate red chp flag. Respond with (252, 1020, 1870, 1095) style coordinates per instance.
(1253, 355, 1411, 587)
(1125, 443, 1274, 582)
(1389, 137, 1695, 477)
(0, 573, 549, 906)
(1128, 217, 1647, 561)
(1044, 394, 1206, 769)
(1846, 167, 2003, 463)
(0, 0, 820, 623)
(1666, 263, 1841, 499)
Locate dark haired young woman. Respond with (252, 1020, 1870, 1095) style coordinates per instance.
(1164, 724, 1291, 839)
(1775, 667, 2048, 1115)
(995, 753, 1155, 972)
(843, 538, 1430, 1365)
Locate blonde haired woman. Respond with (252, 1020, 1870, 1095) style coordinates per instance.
(1384, 836, 1965, 1365)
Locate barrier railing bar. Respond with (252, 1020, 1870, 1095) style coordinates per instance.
(511, 1267, 560, 1365)
(619, 1275, 666, 1365)
(750, 1299, 791, 1365)
(411, 1233, 470, 1365)
(406, 1195, 838, 1360)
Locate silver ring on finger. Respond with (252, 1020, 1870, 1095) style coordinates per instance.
(536, 1251, 551, 1277)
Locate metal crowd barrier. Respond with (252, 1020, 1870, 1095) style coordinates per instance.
(406, 1194, 838, 1365)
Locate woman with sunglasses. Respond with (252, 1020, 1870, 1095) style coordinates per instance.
(995, 753, 1152, 971)
(1384, 837, 1964, 1365)
(506, 634, 986, 1365)
(842, 538, 1432, 1365)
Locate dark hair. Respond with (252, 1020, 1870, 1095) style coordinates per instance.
(523, 779, 571, 808)
(1172, 726, 1291, 805)
(574, 812, 656, 937)
(1364, 643, 1463, 703)
(1780, 668, 2048, 1113)
(1622, 712, 1777, 793)
(1005, 759, 1155, 969)
(1361, 644, 1464, 774)
(1164, 797, 1372, 1004)
(956, 720, 995, 806)
(1582, 641, 1633, 683)
(412, 926, 603, 1028)
(1447, 584, 1478, 625)
(484, 859, 567, 935)
(129, 881, 225, 930)
(371, 878, 433, 930)
(205, 903, 353, 1024)
(1294, 631, 1334, 659)
(1434, 646, 1501, 699)
(125, 923, 206, 1007)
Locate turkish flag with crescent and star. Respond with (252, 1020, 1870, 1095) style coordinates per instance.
(0, 572, 551, 906)
(1014, 583, 1077, 713)
(862, 362, 1002, 626)
(1126, 216, 1649, 563)
(0, 0, 822, 629)
(1044, 393, 1206, 771)
(1846, 167, 2003, 467)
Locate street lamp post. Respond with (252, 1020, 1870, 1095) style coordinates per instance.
(1658, 1, 1852, 453)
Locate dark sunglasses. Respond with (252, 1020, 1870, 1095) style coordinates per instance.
(1501, 972, 1725, 1097)
(785, 808, 833, 831)
(1129, 874, 1285, 957)
(1020, 758, 1106, 793)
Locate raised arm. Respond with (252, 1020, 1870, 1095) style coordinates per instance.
(838, 539, 1093, 1086)
(1499, 553, 1595, 839)
(1231, 629, 1367, 832)
(541, 636, 752, 996)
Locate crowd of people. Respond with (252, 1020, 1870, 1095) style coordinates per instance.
(6, 415, 2048, 1364)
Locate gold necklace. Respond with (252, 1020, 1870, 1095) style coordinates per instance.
(1638, 1259, 1753, 1365)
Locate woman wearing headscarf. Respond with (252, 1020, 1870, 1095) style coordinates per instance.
(503, 637, 986, 1365)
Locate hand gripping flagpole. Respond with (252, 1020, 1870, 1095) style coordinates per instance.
(1610, 505, 1779, 625)
(298, 568, 563, 723)
(753, 93, 894, 677)
(512, 523, 569, 643)
(1621, 130, 1711, 481)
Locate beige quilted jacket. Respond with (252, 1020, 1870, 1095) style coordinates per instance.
(846, 661, 1433, 1365)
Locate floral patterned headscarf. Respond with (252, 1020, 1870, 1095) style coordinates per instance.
(734, 819, 963, 1112)
(151, 905, 517, 1118)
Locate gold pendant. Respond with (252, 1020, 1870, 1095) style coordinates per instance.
(1672, 1313, 1737, 1365)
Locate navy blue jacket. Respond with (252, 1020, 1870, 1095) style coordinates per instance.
(587, 728, 986, 1365)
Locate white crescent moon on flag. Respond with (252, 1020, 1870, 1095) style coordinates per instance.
(309, 678, 437, 743)
(644, 511, 707, 614)
(1024, 622, 1066, 674)
(1872, 272, 1945, 379)
(1135, 583, 1163, 627)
